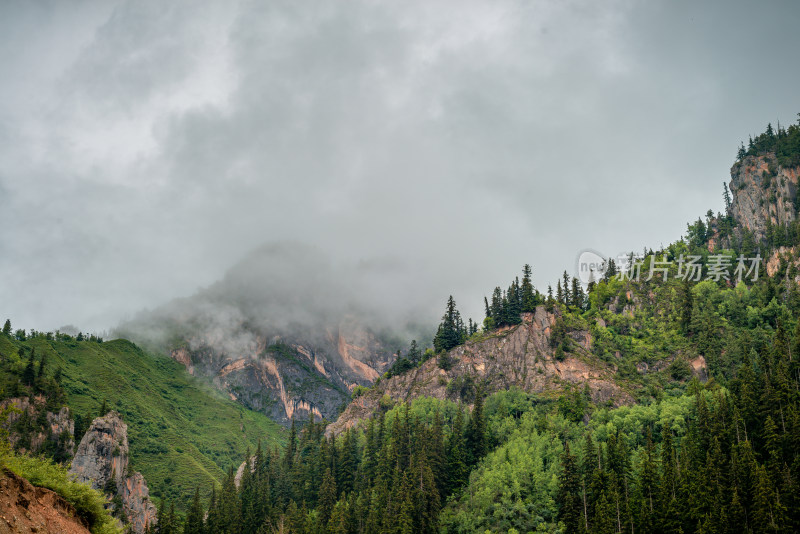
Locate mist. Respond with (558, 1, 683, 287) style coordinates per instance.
(115, 241, 437, 355)
(1, 0, 799, 334)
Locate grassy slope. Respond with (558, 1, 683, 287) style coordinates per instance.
(0, 335, 285, 506)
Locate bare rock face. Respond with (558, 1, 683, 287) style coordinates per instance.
(0, 397, 74, 456)
(117, 243, 409, 428)
(68, 412, 157, 534)
(730, 154, 799, 242)
(327, 306, 634, 436)
(169, 317, 396, 426)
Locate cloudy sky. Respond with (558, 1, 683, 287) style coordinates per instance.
(1, 0, 798, 333)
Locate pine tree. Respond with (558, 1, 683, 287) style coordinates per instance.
(22, 348, 35, 387)
(465, 386, 487, 464)
(318, 467, 337, 524)
(570, 277, 584, 310)
(407, 340, 421, 366)
(521, 264, 537, 313)
(446, 408, 468, 493)
(1, 319, 10, 336)
(557, 442, 582, 533)
(183, 487, 204, 534)
(723, 182, 734, 219)
(217, 467, 241, 534)
(738, 142, 747, 160)
(433, 296, 467, 352)
(36, 353, 47, 381)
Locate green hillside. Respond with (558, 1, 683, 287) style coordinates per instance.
(0, 333, 285, 506)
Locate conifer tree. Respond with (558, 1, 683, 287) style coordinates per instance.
(557, 442, 582, 533)
(466, 386, 487, 464)
(183, 487, 204, 534)
(433, 295, 467, 352)
(521, 264, 537, 313)
(22, 348, 35, 387)
(318, 467, 337, 525)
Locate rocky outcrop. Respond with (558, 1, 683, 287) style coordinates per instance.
(327, 306, 633, 436)
(234, 455, 256, 488)
(116, 242, 409, 428)
(730, 154, 800, 242)
(0, 469, 92, 534)
(0, 397, 74, 457)
(169, 318, 396, 426)
(68, 412, 156, 534)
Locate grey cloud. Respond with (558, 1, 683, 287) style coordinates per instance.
(0, 0, 799, 334)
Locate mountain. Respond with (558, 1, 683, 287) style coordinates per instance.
(0, 333, 284, 509)
(4, 117, 800, 533)
(172, 117, 800, 533)
(117, 243, 425, 425)
(326, 119, 800, 437)
(328, 306, 645, 436)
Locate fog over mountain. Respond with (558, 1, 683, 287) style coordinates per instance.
(1, 0, 799, 333)
(115, 241, 433, 356)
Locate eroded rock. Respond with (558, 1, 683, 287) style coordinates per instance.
(68, 411, 157, 534)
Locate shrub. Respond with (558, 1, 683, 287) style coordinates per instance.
(669, 358, 693, 381)
(351, 385, 369, 399)
(437, 351, 456, 371)
(0, 451, 122, 533)
(378, 394, 394, 412)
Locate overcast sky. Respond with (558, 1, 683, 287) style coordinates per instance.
(1, 0, 799, 333)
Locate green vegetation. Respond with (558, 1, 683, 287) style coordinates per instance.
(153, 120, 800, 530)
(5, 116, 800, 532)
(0, 405, 121, 534)
(0, 334, 285, 508)
(433, 295, 472, 353)
(484, 263, 546, 329)
(0, 450, 122, 534)
(738, 115, 800, 168)
(177, 394, 485, 534)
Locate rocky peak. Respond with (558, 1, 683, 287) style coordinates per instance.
(730, 153, 799, 242)
(69, 411, 157, 534)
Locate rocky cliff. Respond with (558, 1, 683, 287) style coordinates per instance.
(168, 317, 396, 425)
(730, 153, 800, 242)
(0, 469, 92, 534)
(0, 396, 74, 458)
(68, 412, 156, 534)
(116, 243, 419, 426)
(328, 306, 634, 436)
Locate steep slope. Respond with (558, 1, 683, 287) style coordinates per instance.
(0, 469, 93, 534)
(166, 317, 395, 425)
(117, 243, 422, 425)
(328, 306, 636, 435)
(69, 412, 156, 534)
(0, 334, 285, 507)
(730, 153, 799, 242)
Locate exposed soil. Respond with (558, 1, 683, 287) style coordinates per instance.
(0, 469, 91, 534)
